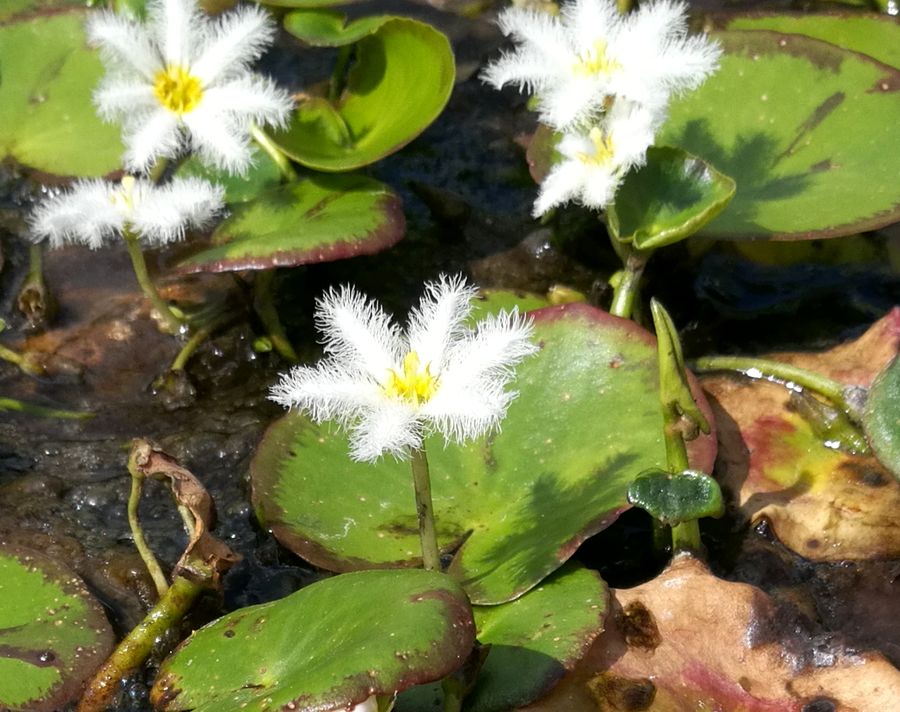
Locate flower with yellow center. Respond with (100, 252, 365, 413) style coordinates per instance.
(270, 276, 538, 462)
(87, 0, 293, 175)
(482, 0, 720, 130)
(29, 175, 224, 249)
(533, 100, 656, 216)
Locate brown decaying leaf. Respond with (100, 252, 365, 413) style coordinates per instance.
(130, 440, 240, 586)
(522, 555, 900, 712)
(702, 308, 900, 560)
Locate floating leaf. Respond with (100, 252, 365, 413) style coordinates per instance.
(0, 543, 113, 712)
(526, 556, 900, 712)
(701, 309, 900, 560)
(864, 356, 900, 481)
(263, 0, 360, 7)
(151, 569, 475, 712)
(627, 469, 724, 526)
(398, 564, 608, 712)
(252, 304, 717, 604)
(175, 149, 282, 204)
(607, 146, 735, 250)
(177, 174, 404, 273)
(0, 11, 123, 176)
(719, 12, 900, 69)
(284, 9, 392, 46)
(658, 31, 900, 240)
(471, 290, 552, 321)
(273, 17, 454, 170)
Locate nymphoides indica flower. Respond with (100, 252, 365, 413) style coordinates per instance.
(482, 0, 720, 130)
(270, 275, 538, 462)
(29, 176, 224, 249)
(88, 0, 294, 175)
(534, 99, 657, 215)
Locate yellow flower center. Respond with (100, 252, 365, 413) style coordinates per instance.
(383, 351, 438, 405)
(572, 40, 620, 76)
(576, 127, 615, 165)
(153, 65, 203, 114)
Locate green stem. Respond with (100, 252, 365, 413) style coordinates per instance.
(608, 245, 650, 320)
(441, 678, 463, 712)
(693, 355, 862, 423)
(250, 123, 296, 182)
(616, 0, 633, 12)
(0, 397, 92, 419)
(410, 446, 441, 572)
(0, 342, 25, 369)
(253, 270, 299, 363)
(126, 460, 169, 598)
(662, 406, 702, 552)
(76, 575, 204, 712)
(147, 157, 170, 184)
(329, 45, 353, 102)
(122, 230, 184, 335)
(170, 311, 234, 371)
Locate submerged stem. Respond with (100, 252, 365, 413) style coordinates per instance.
(693, 355, 862, 424)
(0, 397, 92, 419)
(122, 230, 184, 335)
(127, 459, 169, 598)
(250, 123, 296, 182)
(254, 270, 299, 363)
(77, 576, 203, 712)
(410, 446, 441, 572)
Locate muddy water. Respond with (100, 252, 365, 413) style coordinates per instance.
(1, 1, 899, 709)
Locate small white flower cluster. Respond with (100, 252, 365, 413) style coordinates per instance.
(31, 0, 293, 249)
(270, 275, 538, 462)
(483, 0, 720, 215)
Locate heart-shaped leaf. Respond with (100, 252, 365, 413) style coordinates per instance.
(627, 469, 724, 526)
(176, 174, 404, 273)
(397, 563, 608, 712)
(252, 303, 717, 604)
(273, 16, 454, 170)
(0, 543, 114, 712)
(151, 569, 475, 712)
(607, 146, 735, 250)
(0, 11, 123, 176)
(658, 31, 900, 240)
(284, 9, 392, 46)
(864, 355, 900, 481)
(719, 12, 900, 68)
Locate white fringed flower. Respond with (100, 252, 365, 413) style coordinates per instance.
(270, 275, 538, 462)
(482, 0, 720, 129)
(88, 0, 294, 174)
(30, 176, 224, 248)
(534, 100, 655, 215)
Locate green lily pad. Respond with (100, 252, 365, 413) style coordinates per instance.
(397, 563, 608, 712)
(607, 146, 735, 250)
(719, 12, 900, 69)
(252, 303, 717, 604)
(658, 30, 900, 240)
(264, 0, 361, 7)
(151, 569, 475, 712)
(865, 356, 900, 481)
(272, 16, 454, 171)
(628, 469, 725, 526)
(176, 174, 404, 273)
(471, 289, 552, 321)
(0, 11, 123, 177)
(175, 148, 282, 204)
(0, 543, 113, 712)
(284, 9, 393, 46)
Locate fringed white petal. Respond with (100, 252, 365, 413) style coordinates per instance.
(315, 286, 403, 383)
(150, 0, 203, 67)
(563, 0, 619, 57)
(29, 180, 124, 249)
(269, 362, 384, 426)
(406, 274, 477, 372)
(182, 106, 253, 175)
(480, 49, 559, 93)
(538, 74, 602, 129)
(350, 401, 421, 462)
(122, 109, 182, 174)
(86, 11, 160, 80)
(200, 77, 293, 129)
(131, 177, 224, 245)
(192, 5, 277, 84)
(93, 80, 158, 121)
(533, 159, 588, 216)
(496, 9, 573, 67)
(421, 384, 511, 445)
